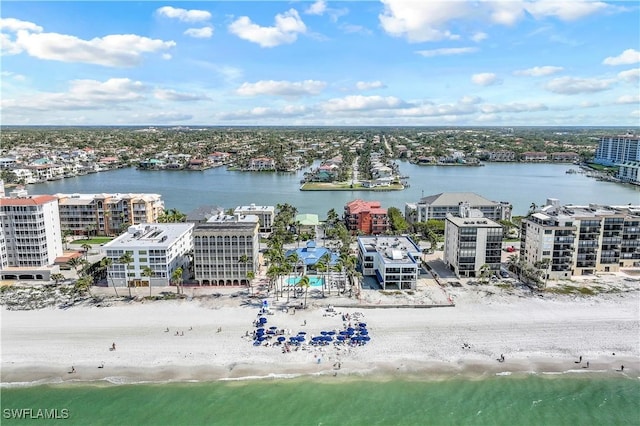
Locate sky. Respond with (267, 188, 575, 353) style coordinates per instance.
(1, 0, 639, 126)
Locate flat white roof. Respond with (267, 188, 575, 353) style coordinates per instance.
(103, 223, 193, 249)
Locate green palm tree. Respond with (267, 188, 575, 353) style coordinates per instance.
(172, 267, 184, 295)
(67, 257, 83, 277)
(142, 266, 154, 297)
(318, 252, 332, 297)
(81, 243, 92, 260)
(118, 252, 134, 298)
(50, 273, 65, 286)
(298, 275, 311, 309)
(246, 271, 255, 296)
(62, 229, 73, 250)
(74, 275, 93, 296)
(100, 257, 119, 297)
(266, 264, 280, 300)
(479, 263, 492, 284)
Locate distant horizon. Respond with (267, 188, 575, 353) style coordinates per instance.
(1, 1, 638, 126)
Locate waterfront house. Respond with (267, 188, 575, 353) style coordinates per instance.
(249, 157, 276, 171)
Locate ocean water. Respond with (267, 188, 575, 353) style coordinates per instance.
(2, 376, 639, 425)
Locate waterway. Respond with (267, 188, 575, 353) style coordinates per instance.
(25, 163, 639, 217)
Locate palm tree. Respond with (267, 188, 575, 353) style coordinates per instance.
(67, 257, 83, 277)
(172, 267, 184, 295)
(298, 274, 311, 309)
(74, 275, 93, 296)
(118, 252, 134, 298)
(50, 273, 65, 286)
(246, 271, 255, 296)
(81, 243, 92, 260)
(479, 263, 492, 284)
(142, 266, 154, 297)
(266, 264, 280, 300)
(62, 229, 73, 250)
(100, 257, 119, 297)
(317, 252, 332, 297)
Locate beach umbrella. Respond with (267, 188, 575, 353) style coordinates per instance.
(359, 323, 366, 327)
(253, 341, 261, 346)
(360, 330, 368, 335)
(328, 331, 336, 335)
(339, 331, 349, 336)
(269, 326, 278, 330)
(321, 331, 328, 336)
(298, 331, 306, 335)
(347, 327, 355, 333)
(277, 336, 286, 342)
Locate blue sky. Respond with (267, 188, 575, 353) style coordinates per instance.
(1, 1, 639, 126)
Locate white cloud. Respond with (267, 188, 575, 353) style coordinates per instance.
(339, 24, 372, 35)
(544, 77, 613, 94)
(3, 28, 175, 67)
(471, 32, 488, 42)
(471, 73, 501, 86)
(379, 0, 470, 42)
(184, 27, 214, 39)
(513, 66, 563, 77)
(156, 6, 211, 23)
(631, 110, 640, 118)
(306, 1, 327, 15)
(480, 102, 548, 114)
(416, 47, 478, 57)
(525, 0, 609, 21)
(356, 81, 385, 90)
(2, 78, 147, 111)
(488, 1, 526, 25)
(228, 9, 306, 47)
(154, 89, 209, 102)
(137, 112, 194, 122)
(322, 95, 406, 112)
(219, 105, 309, 120)
(580, 101, 599, 108)
(236, 80, 326, 97)
(618, 68, 640, 83)
(0, 18, 43, 33)
(0, 70, 26, 81)
(603, 49, 640, 66)
(615, 94, 640, 105)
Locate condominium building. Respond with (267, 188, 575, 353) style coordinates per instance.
(56, 193, 165, 236)
(234, 204, 274, 234)
(617, 162, 640, 185)
(0, 189, 63, 280)
(102, 223, 193, 287)
(405, 192, 512, 224)
(192, 214, 259, 286)
(594, 135, 640, 166)
(520, 200, 640, 277)
(443, 214, 503, 278)
(344, 199, 389, 235)
(357, 235, 421, 290)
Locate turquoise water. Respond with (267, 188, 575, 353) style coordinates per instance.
(2, 377, 639, 425)
(286, 276, 324, 287)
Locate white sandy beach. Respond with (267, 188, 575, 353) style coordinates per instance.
(2, 282, 639, 385)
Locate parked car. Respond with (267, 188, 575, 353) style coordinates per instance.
(500, 270, 510, 278)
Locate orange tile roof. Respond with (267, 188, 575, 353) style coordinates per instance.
(0, 195, 58, 206)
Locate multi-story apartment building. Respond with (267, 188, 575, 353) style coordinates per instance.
(192, 214, 259, 286)
(234, 204, 274, 234)
(550, 152, 580, 162)
(443, 214, 503, 278)
(102, 223, 193, 287)
(594, 135, 640, 166)
(344, 199, 389, 235)
(56, 193, 164, 236)
(405, 192, 512, 224)
(617, 162, 640, 185)
(520, 199, 640, 278)
(357, 235, 421, 290)
(484, 151, 516, 162)
(0, 188, 63, 280)
(520, 152, 548, 162)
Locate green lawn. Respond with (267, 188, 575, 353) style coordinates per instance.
(71, 237, 114, 245)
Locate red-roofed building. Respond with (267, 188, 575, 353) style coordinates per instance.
(344, 199, 389, 235)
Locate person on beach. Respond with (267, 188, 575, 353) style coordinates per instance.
(98, 362, 104, 369)
(575, 355, 582, 364)
(69, 366, 75, 374)
(111, 343, 116, 351)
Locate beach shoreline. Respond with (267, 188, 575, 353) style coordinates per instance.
(2, 284, 638, 387)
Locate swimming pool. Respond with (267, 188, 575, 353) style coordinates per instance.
(285, 276, 324, 287)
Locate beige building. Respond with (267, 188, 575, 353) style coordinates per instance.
(521, 200, 640, 277)
(234, 204, 274, 234)
(193, 214, 260, 286)
(56, 193, 164, 236)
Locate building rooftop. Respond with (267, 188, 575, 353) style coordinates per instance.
(103, 223, 193, 248)
(358, 235, 421, 264)
(0, 194, 58, 206)
(235, 204, 274, 212)
(419, 192, 499, 206)
(446, 215, 501, 228)
(296, 213, 320, 226)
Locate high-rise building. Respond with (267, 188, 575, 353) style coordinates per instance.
(0, 188, 63, 280)
(443, 214, 503, 278)
(56, 193, 165, 236)
(594, 135, 640, 166)
(520, 199, 640, 278)
(192, 214, 259, 286)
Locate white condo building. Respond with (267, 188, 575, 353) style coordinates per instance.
(594, 135, 640, 166)
(193, 214, 260, 286)
(234, 204, 274, 234)
(357, 235, 421, 290)
(405, 192, 512, 224)
(0, 188, 63, 280)
(444, 214, 503, 278)
(102, 223, 193, 287)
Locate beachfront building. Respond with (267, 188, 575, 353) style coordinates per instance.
(0, 188, 63, 281)
(594, 135, 640, 166)
(344, 199, 389, 235)
(443, 214, 503, 278)
(102, 223, 193, 287)
(192, 214, 259, 286)
(56, 193, 165, 236)
(405, 192, 512, 224)
(357, 235, 421, 290)
(234, 204, 274, 234)
(520, 199, 640, 278)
